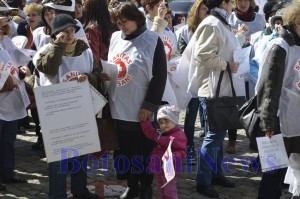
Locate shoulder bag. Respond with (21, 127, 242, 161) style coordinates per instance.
(207, 66, 246, 131)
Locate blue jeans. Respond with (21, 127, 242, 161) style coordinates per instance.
(196, 98, 227, 185)
(184, 97, 205, 146)
(48, 156, 89, 199)
(0, 120, 18, 181)
(199, 97, 208, 135)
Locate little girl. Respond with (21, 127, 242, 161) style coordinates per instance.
(140, 105, 187, 199)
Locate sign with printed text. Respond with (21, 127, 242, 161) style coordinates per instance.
(257, 134, 290, 172)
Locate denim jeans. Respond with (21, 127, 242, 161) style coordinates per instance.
(48, 156, 89, 199)
(199, 97, 208, 135)
(196, 98, 227, 185)
(184, 97, 205, 146)
(0, 120, 18, 181)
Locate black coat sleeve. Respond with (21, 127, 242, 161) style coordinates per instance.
(142, 37, 167, 112)
(256, 44, 286, 132)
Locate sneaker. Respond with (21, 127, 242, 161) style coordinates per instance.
(212, 176, 235, 188)
(196, 184, 219, 198)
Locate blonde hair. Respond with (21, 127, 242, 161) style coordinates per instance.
(187, 0, 206, 33)
(23, 3, 43, 16)
(233, 0, 256, 10)
(282, 0, 300, 30)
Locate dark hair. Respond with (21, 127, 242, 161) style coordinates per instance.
(205, 0, 230, 10)
(142, 0, 161, 14)
(41, 6, 54, 34)
(110, 2, 145, 28)
(83, 0, 112, 47)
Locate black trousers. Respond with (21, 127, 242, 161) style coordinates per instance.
(115, 120, 155, 187)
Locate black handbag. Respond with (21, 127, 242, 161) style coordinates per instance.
(238, 95, 263, 149)
(207, 66, 246, 131)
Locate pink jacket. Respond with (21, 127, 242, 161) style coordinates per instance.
(140, 120, 187, 176)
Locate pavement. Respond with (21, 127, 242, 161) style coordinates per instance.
(0, 111, 293, 199)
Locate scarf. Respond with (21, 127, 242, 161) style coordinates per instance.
(236, 7, 255, 22)
(64, 39, 77, 57)
(211, 7, 230, 23)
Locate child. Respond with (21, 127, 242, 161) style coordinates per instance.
(140, 105, 187, 199)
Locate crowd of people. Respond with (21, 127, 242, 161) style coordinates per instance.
(0, 0, 299, 198)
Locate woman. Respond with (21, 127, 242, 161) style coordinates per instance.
(192, 0, 241, 197)
(17, 2, 43, 49)
(229, 0, 265, 42)
(176, 0, 209, 165)
(109, 3, 167, 198)
(256, 1, 300, 198)
(75, 0, 84, 24)
(32, 5, 54, 50)
(84, 0, 113, 68)
(226, 0, 265, 154)
(33, 14, 100, 199)
(0, 8, 28, 187)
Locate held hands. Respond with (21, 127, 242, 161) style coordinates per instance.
(228, 62, 239, 73)
(139, 108, 153, 121)
(158, 1, 168, 18)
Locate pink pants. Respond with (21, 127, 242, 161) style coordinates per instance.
(155, 175, 178, 199)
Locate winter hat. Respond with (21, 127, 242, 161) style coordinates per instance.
(51, 13, 80, 38)
(42, 0, 75, 12)
(157, 105, 179, 124)
(270, 8, 284, 26)
(263, 1, 278, 21)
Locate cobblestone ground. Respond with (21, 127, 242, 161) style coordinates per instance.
(0, 112, 293, 199)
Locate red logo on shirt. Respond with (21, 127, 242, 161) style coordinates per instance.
(112, 53, 132, 87)
(61, 71, 82, 82)
(294, 60, 300, 72)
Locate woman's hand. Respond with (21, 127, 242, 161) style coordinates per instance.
(100, 72, 111, 81)
(158, 2, 167, 18)
(77, 74, 88, 83)
(228, 62, 239, 73)
(235, 23, 249, 36)
(139, 108, 153, 121)
(265, 131, 274, 138)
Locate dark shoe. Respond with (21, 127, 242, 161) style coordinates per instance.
(212, 176, 235, 188)
(139, 185, 152, 199)
(2, 176, 27, 184)
(23, 124, 35, 130)
(196, 184, 219, 198)
(226, 140, 236, 154)
(0, 184, 6, 191)
(119, 186, 140, 199)
(73, 192, 99, 199)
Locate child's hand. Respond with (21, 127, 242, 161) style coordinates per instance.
(77, 74, 88, 83)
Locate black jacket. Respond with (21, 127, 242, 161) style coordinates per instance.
(256, 26, 300, 132)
